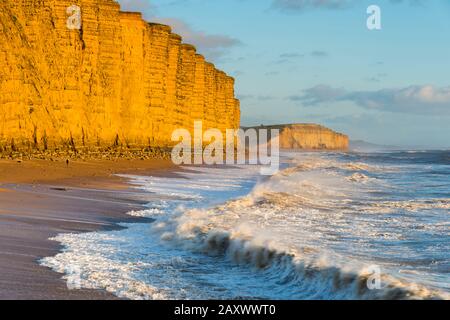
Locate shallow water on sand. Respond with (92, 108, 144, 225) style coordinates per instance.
(41, 151, 450, 300)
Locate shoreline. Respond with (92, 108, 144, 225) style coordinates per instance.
(0, 158, 175, 300)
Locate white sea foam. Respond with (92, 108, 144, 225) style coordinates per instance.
(41, 232, 169, 300)
(40, 153, 450, 300)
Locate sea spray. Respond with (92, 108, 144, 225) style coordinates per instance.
(40, 152, 450, 300)
(156, 203, 444, 299)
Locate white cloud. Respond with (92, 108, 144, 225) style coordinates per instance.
(271, 0, 425, 12)
(116, 1, 240, 61)
(150, 17, 241, 61)
(117, 0, 155, 18)
(272, 0, 354, 12)
(291, 84, 450, 115)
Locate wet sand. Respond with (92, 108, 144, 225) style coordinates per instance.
(0, 159, 175, 299)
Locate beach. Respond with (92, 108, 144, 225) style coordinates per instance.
(0, 158, 173, 299)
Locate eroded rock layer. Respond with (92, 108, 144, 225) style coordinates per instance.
(0, 0, 240, 152)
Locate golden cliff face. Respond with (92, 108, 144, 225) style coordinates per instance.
(0, 0, 240, 152)
(247, 124, 349, 151)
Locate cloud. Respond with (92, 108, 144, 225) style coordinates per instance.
(271, 0, 354, 12)
(273, 50, 328, 64)
(280, 51, 327, 58)
(310, 50, 328, 57)
(365, 73, 388, 83)
(271, 0, 425, 12)
(389, 0, 425, 5)
(231, 70, 245, 77)
(257, 95, 276, 101)
(280, 52, 304, 59)
(290, 85, 346, 103)
(150, 17, 241, 61)
(117, 1, 240, 61)
(291, 84, 450, 115)
(117, 0, 155, 18)
(236, 94, 254, 100)
(237, 94, 276, 101)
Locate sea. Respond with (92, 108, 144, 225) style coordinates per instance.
(40, 150, 450, 300)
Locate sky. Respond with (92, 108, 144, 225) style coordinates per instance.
(117, 0, 450, 148)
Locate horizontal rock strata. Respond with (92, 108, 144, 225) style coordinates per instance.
(0, 0, 240, 153)
(245, 124, 349, 150)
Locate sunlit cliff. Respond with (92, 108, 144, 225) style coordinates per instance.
(0, 0, 240, 152)
(246, 124, 349, 150)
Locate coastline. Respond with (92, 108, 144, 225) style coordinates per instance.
(0, 158, 175, 300)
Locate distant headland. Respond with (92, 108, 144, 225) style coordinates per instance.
(244, 124, 349, 151)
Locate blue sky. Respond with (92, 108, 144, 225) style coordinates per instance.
(118, 0, 450, 148)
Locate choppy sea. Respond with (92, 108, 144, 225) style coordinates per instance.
(41, 150, 450, 300)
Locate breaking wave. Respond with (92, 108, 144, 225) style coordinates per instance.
(40, 152, 450, 300)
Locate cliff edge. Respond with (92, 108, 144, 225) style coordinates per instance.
(0, 0, 240, 154)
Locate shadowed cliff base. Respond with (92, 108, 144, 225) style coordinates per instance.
(0, 146, 173, 162)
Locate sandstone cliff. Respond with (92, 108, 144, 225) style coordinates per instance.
(245, 124, 349, 151)
(0, 0, 240, 153)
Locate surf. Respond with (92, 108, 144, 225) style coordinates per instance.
(40, 151, 450, 300)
